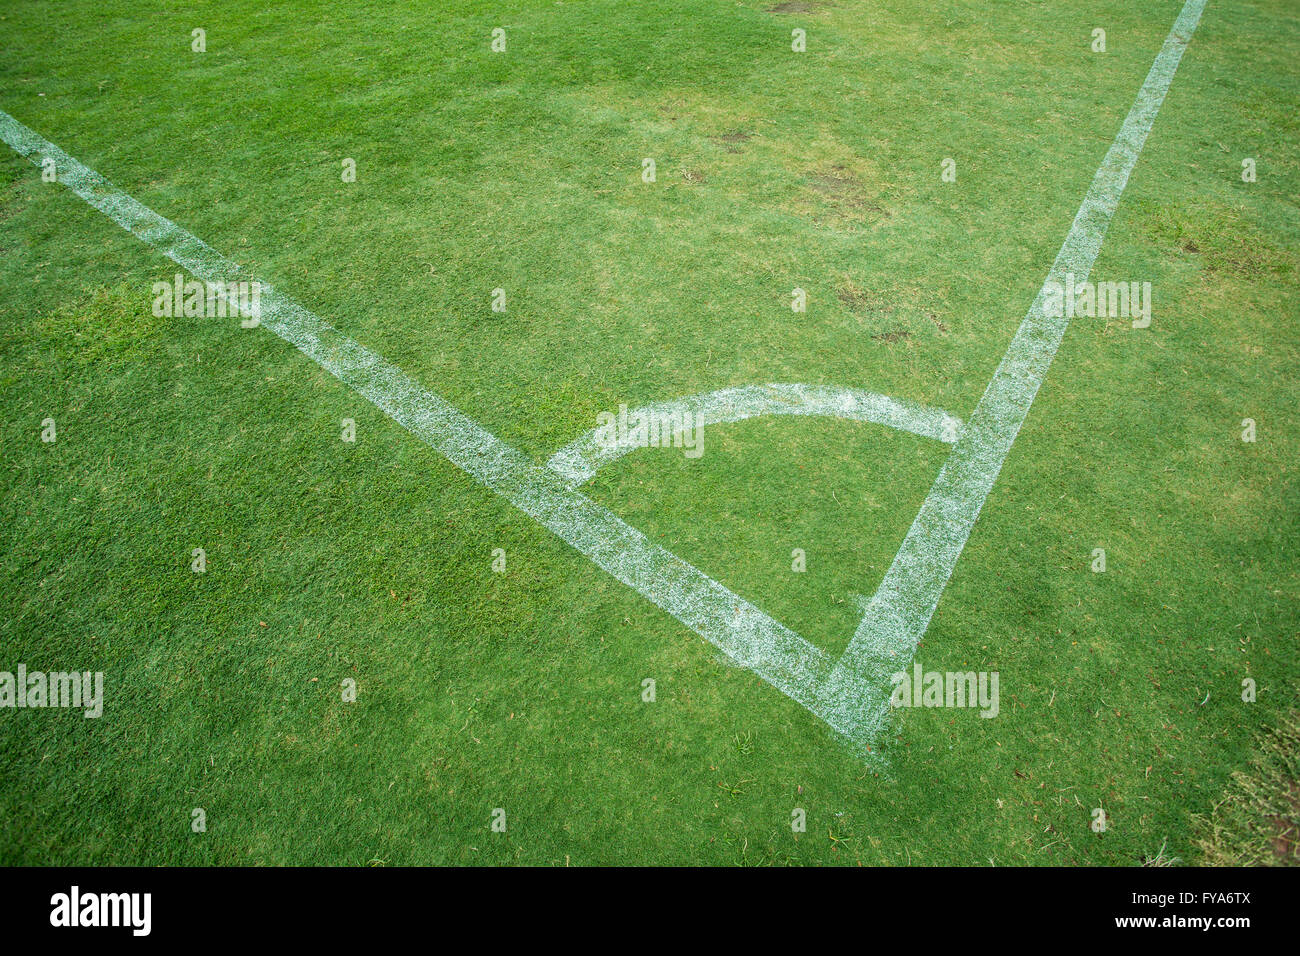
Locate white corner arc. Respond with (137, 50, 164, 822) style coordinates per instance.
(546, 383, 962, 488)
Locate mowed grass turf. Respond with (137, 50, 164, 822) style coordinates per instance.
(0, 0, 1297, 864)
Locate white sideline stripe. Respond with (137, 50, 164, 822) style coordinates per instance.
(0, 109, 843, 724)
(546, 383, 962, 488)
(815, 0, 1208, 740)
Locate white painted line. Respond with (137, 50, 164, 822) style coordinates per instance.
(547, 383, 962, 488)
(0, 0, 1205, 754)
(815, 0, 1209, 741)
(0, 109, 839, 726)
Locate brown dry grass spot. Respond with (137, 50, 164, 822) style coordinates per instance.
(767, 1, 834, 14)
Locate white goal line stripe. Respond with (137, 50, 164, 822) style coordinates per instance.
(0, 109, 843, 727)
(815, 0, 1208, 740)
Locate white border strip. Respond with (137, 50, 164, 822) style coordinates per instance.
(815, 0, 1208, 739)
(0, 108, 840, 724)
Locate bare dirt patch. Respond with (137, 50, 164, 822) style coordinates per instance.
(804, 164, 892, 224)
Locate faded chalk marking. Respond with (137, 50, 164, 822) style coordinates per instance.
(547, 383, 962, 488)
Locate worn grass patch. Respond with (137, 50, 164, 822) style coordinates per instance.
(1193, 699, 1300, 866)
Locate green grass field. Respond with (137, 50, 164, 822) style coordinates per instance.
(0, 0, 1296, 865)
